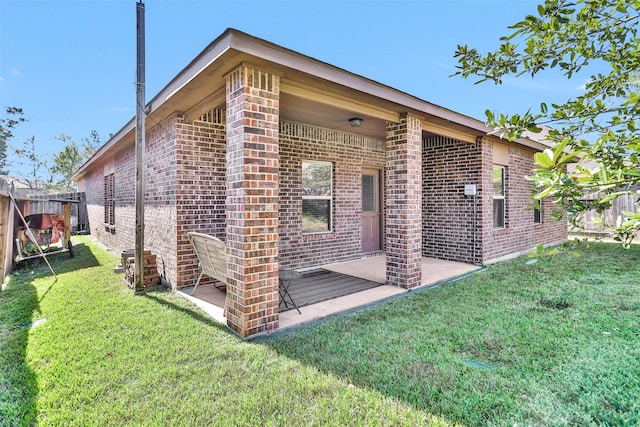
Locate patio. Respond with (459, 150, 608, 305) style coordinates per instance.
(179, 255, 482, 333)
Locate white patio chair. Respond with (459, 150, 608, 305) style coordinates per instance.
(186, 232, 227, 296)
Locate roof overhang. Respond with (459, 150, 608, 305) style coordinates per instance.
(73, 28, 549, 180)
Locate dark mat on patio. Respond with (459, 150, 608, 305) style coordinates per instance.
(280, 269, 383, 312)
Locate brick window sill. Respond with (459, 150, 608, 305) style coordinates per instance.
(493, 228, 509, 237)
(303, 231, 333, 239)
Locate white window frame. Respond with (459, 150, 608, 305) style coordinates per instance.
(302, 160, 333, 234)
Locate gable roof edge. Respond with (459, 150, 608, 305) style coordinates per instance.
(73, 28, 551, 180)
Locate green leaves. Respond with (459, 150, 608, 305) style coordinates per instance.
(540, 102, 548, 114)
(527, 239, 586, 264)
(0, 107, 26, 175)
(51, 139, 83, 191)
(485, 109, 494, 123)
(455, 0, 640, 247)
(535, 150, 555, 168)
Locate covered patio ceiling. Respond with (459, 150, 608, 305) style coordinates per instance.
(279, 92, 386, 139)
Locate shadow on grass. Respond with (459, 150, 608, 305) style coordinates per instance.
(14, 242, 100, 276)
(0, 276, 40, 424)
(144, 291, 232, 333)
(12, 243, 101, 303)
(261, 243, 640, 425)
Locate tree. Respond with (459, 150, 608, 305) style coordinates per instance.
(454, 0, 640, 248)
(80, 129, 101, 159)
(47, 131, 101, 191)
(0, 107, 26, 175)
(51, 134, 84, 191)
(1, 105, 101, 191)
(14, 136, 48, 189)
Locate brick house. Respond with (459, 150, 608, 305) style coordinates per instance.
(73, 29, 566, 337)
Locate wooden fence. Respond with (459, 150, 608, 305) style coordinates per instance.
(19, 192, 89, 233)
(0, 177, 90, 283)
(574, 193, 640, 235)
(0, 178, 16, 283)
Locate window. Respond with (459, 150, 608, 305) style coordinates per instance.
(534, 199, 543, 224)
(104, 174, 115, 227)
(302, 160, 332, 233)
(362, 174, 376, 212)
(492, 165, 505, 228)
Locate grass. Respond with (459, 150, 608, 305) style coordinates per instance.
(1, 236, 638, 426)
(0, 236, 444, 426)
(267, 243, 640, 425)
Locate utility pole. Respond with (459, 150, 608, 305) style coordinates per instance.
(134, 0, 146, 295)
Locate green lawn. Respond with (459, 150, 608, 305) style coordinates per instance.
(1, 236, 638, 426)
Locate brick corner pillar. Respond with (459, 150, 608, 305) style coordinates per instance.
(477, 136, 493, 264)
(385, 113, 422, 288)
(224, 64, 280, 337)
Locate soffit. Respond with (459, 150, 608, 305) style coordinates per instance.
(150, 48, 402, 140)
(141, 28, 553, 145)
(75, 28, 549, 179)
(145, 28, 491, 140)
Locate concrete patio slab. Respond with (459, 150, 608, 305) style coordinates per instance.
(323, 255, 481, 287)
(178, 256, 483, 335)
(178, 285, 226, 324)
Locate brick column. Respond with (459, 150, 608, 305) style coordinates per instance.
(478, 137, 494, 263)
(225, 64, 280, 337)
(385, 113, 422, 288)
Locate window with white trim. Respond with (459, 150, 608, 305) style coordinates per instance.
(302, 160, 332, 233)
(493, 165, 505, 228)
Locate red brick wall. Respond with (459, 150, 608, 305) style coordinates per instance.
(80, 116, 179, 284)
(278, 122, 386, 270)
(80, 113, 566, 302)
(421, 135, 566, 265)
(174, 111, 227, 289)
(385, 114, 423, 288)
(81, 115, 388, 292)
(225, 65, 281, 337)
(144, 117, 179, 284)
(83, 143, 135, 253)
(422, 135, 482, 264)
(479, 139, 567, 262)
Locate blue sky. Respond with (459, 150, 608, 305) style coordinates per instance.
(1, 0, 583, 176)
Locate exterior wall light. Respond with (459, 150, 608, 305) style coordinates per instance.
(348, 117, 363, 127)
